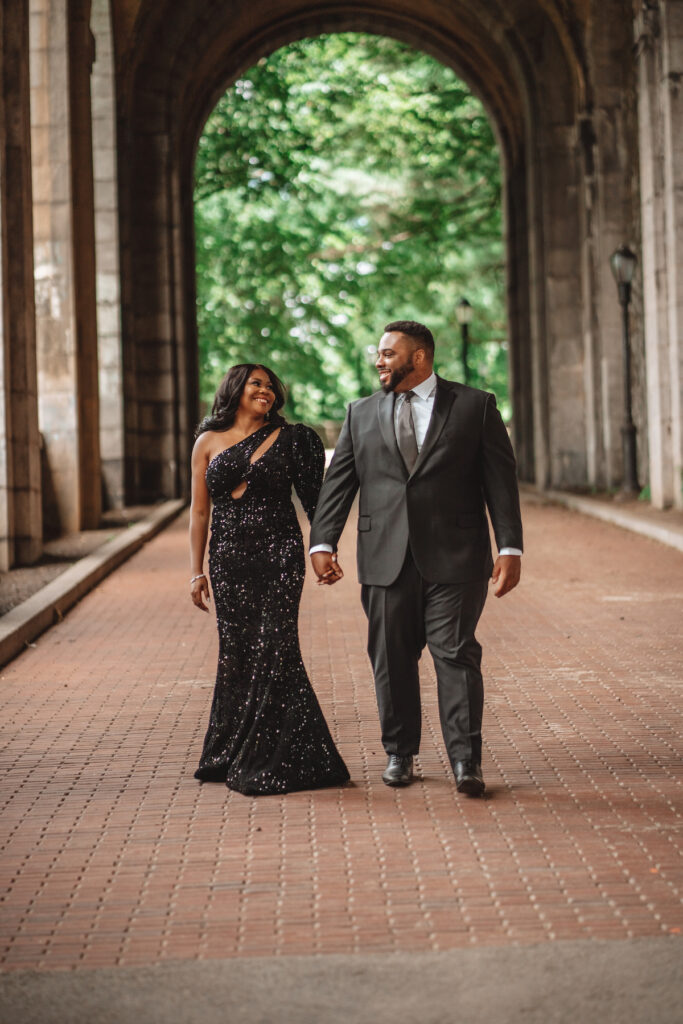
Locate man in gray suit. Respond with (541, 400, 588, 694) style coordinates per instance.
(309, 320, 523, 794)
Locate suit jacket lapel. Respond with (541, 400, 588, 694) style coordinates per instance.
(377, 390, 407, 474)
(410, 377, 455, 476)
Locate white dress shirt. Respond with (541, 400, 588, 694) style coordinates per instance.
(310, 371, 522, 557)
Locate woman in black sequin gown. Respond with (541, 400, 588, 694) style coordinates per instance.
(189, 364, 349, 795)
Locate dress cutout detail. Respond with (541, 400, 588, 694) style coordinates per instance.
(195, 422, 350, 795)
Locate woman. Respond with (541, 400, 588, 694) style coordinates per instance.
(189, 363, 349, 795)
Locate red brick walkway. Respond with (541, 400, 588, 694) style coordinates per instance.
(1, 500, 681, 970)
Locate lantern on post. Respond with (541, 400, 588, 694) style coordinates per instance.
(609, 245, 639, 497)
(455, 297, 473, 386)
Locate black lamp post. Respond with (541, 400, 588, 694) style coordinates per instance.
(609, 245, 639, 497)
(456, 297, 473, 385)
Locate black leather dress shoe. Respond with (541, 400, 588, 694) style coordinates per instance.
(382, 754, 414, 787)
(454, 760, 485, 796)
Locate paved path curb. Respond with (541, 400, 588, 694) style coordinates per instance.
(523, 487, 683, 553)
(0, 499, 185, 669)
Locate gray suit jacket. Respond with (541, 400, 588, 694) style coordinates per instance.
(309, 376, 523, 587)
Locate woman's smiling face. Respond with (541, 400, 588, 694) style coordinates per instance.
(239, 367, 276, 416)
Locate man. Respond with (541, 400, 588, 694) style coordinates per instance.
(309, 320, 523, 795)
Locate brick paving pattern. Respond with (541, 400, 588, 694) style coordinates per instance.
(0, 499, 681, 970)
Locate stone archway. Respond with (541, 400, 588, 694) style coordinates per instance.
(6, 0, 667, 568)
(116, 0, 640, 503)
(4, 0, 679, 568)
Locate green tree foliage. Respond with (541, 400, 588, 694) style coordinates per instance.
(194, 33, 508, 424)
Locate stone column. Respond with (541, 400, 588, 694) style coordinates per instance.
(580, 0, 644, 492)
(660, 0, 683, 508)
(505, 153, 535, 482)
(91, 0, 124, 508)
(0, 0, 42, 568)
(541, 129, 588, 489)
(179, 159, 201, 496)
(69, 0, 101, 526)
(120, 114, 185, 504)
(30, 0, 101, 536)
(635, 0, 683, 508)
(526, 123, 551, 491)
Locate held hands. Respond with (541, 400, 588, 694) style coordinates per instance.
(311, 551, 344, 586)
(190, 574, 211, 612)
(491, 554, 521, 598)
(312, 551, 519, 593)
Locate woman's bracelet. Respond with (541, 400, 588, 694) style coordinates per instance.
(190, 573, 206, 584)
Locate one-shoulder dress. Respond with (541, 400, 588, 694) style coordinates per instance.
(194, 421, 350, 795)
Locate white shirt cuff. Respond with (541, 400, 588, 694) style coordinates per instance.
(311, 542, 522, 556)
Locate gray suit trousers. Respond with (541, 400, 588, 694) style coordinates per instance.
(361, 548, 488, 766)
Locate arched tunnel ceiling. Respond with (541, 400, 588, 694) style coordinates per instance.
(113, 0, 590, 93)
(112, 0, 589, 179)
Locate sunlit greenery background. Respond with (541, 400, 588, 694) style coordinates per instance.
(194, 33, 509, 425)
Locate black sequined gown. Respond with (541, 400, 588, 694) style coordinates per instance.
(194, 422, 350, 795)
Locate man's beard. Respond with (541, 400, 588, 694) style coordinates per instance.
(381, 358, 415, 393)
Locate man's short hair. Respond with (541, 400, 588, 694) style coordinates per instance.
(384, 320, 435, 359)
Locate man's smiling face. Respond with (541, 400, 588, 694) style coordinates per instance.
(375, 332, 419, 393)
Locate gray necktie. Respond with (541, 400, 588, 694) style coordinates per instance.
(396, 391, 418, 471)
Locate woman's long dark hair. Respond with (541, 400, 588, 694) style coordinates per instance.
(196, 364, 287, 437)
